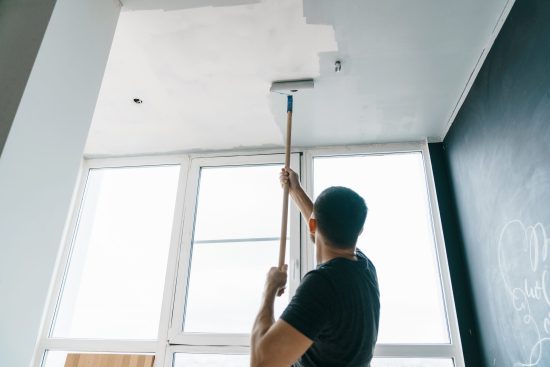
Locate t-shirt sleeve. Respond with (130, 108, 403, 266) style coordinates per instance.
(280, 271, 334, 340)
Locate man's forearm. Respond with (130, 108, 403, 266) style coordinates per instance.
(290, 185, 313, 221)
(251, 287, 278, 365)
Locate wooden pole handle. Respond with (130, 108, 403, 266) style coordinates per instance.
(278, 99, 293, 270)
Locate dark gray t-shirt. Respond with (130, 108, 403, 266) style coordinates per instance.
(281, 249, 380, 367)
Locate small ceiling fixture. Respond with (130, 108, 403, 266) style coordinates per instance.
(133, 98, 143, 104)
(334, 60, 342, 73)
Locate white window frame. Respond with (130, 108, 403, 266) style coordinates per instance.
(304, 142, 465, 367)
(34, 155, 190, 367)
(167, 153, 302, 347)
(35, 142, 464, 367)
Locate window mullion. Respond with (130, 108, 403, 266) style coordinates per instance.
(155, 157, 190, 367)
(168, 159, 201, 342)
(421, 144, 466, 367)
(41, 339, 157, 354)
(169, 333, 250, 347)
(193, 237, 281, 244)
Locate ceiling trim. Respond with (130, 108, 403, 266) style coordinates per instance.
(439, 0, 516, 141)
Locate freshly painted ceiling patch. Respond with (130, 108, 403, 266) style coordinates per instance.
(86, 0, 508, 156)
(86, 0, 337, 156)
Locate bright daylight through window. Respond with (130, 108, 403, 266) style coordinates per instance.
(313, 152, 449, 344)
(51, 166, 180, 340)
(38, 146, 462, 367)
(183, 164, 290, 334)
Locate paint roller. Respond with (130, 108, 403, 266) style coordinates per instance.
(270, 79, 314, 270)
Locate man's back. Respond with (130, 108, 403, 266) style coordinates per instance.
(281, 249, 380, 367)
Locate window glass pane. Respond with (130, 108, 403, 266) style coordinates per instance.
(52, 165, 180, 339)
(314, 153, 449, 343)
(174, 353, 249, 367)
(42, 351, 68, 367)
(193, 165, 286, 241)
(184, 164, 290, 333)
(372, 358, 454, 367)
(184, 240, 288, 333)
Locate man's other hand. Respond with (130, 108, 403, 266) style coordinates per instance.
(265, 265, 288, 297)
(280, 168, 300, 191)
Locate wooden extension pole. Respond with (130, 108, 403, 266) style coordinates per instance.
(279, 95, 293, 270)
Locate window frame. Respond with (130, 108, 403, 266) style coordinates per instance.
(167, 153, 302, 347)
(304, 142, 464, 366)
(34, 155, 190, 366)
(35, 142, 465, 367)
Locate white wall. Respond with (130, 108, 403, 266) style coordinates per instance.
(0, 0, 120, 365)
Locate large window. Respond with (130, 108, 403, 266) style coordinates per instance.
(51, 166, 180, 340)
(309, 148, 462, 365)
(314, 153, 448, 343)
(36, 144, 463, 367)
(36, 158, 185, 365)
(168, 154, 301, 349)
(183, 164, 289, 334)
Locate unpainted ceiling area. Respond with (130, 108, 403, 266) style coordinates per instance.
(85, 0, 508, 156)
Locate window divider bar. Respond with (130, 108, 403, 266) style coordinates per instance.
(155, 158, 191, 367)
(193, 237, 284, 244)
(374, 343, 457, 358)
(169, 333, 250, 347)
(164, 342, 457, 358)
(421, 144, 466, 367)
(41, 338, 158, 353)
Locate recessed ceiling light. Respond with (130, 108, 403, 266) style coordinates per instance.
(133, 98, 143, 104)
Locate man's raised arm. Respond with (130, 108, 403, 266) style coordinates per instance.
(250, 266, 313, 367)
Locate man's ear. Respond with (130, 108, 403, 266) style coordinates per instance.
(308, 217, 317, 234)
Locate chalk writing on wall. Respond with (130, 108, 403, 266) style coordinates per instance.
(498, 220, 550, 367)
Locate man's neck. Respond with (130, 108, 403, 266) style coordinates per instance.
(317, 242, 357, 264)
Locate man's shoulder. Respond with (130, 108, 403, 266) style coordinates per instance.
(301, 267, 333, 286)
(355, 248, 373, 264)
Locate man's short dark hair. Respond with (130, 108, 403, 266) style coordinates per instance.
(313, 186, 367, 249)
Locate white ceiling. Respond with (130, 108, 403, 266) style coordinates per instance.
(85, 0, 508, 156)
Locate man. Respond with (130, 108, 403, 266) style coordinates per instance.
(251, 168, 380, 367)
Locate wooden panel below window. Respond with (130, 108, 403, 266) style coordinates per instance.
(64, 354, 154, 367)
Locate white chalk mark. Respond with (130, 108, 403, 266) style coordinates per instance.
(498, 220, 550, 366)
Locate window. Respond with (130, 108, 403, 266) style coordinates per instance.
(310, 147, 462, 364)
(183, 164, 289, 334)
(169, 154, 300, 345)
(36, 144, 463, 367)
(51, 165, 180, 340)
(313, 153, 448, 343)
(37, 158, 185, 366)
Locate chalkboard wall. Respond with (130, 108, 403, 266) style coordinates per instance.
(441, 0, 550, 366)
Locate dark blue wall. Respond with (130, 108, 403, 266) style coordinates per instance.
(435, 0, 550, 365)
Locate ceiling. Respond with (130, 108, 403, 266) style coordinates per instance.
(85, 0, 508, 156)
